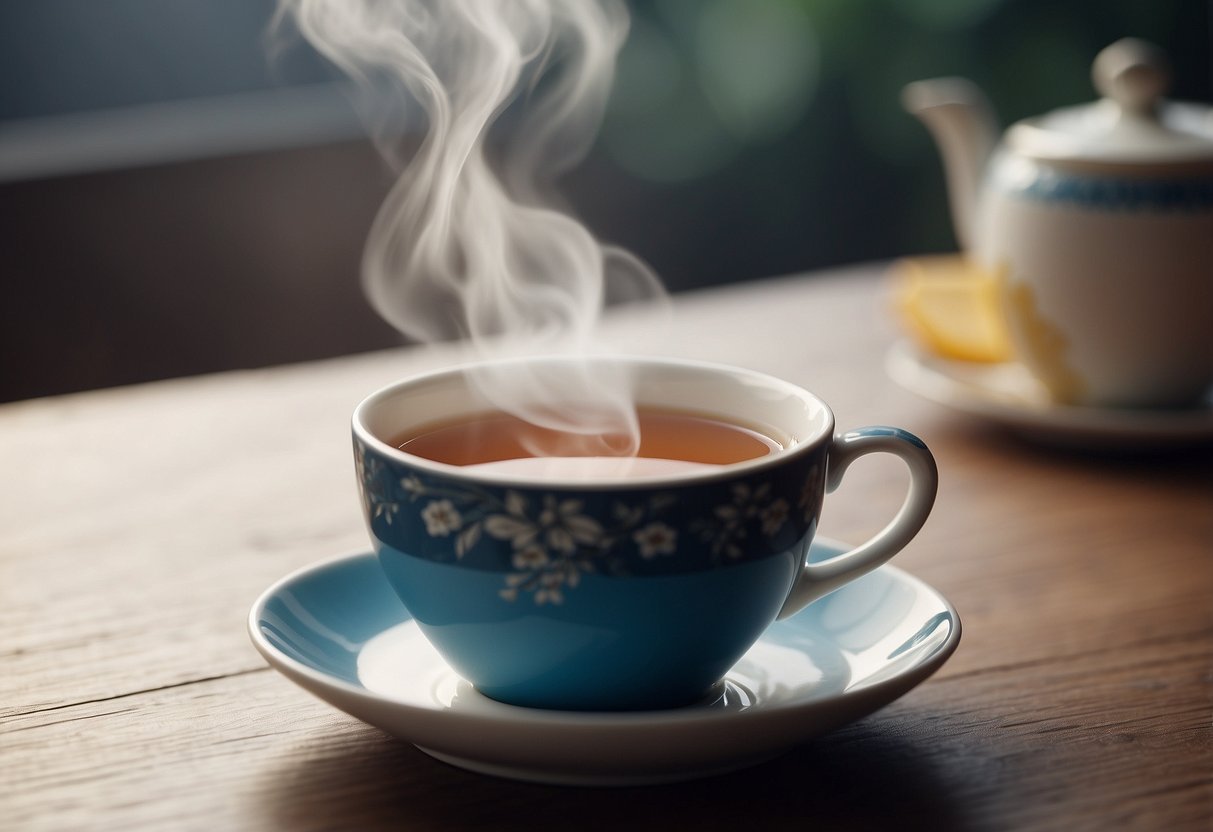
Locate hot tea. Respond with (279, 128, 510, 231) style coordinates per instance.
(394, 406, 782, 478)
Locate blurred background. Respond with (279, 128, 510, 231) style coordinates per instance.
(1, 0, 1209, 402)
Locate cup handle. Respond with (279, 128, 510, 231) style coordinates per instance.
(777, 427, 938, 620)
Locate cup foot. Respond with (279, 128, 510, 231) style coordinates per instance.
(473, 677, 760, 713)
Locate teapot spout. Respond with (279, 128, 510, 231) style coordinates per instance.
(902, 78, 998, 252)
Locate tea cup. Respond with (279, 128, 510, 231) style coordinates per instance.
(352, 356, 937, 710)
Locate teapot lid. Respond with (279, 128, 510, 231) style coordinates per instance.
(1007, 39, 1213, 166)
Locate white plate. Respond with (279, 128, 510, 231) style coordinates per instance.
(248, 539, 960, 786)
(886, 340, 1213, 449)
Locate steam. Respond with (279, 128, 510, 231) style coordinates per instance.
(275, 0, 665, 455)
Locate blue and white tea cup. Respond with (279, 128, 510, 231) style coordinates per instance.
(353, 356, 937, 711)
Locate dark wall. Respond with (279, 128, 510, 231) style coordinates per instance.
(0, 141, 399, 403)
(1, 0, 1208, 401)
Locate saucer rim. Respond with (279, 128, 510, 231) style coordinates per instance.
(247, 538, 962, 731)
(886, 340, 1213, 442)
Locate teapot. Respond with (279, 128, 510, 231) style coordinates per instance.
(903, 38, 1213, 408)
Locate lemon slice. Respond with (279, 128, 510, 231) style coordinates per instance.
(892, 255, 1013, 363)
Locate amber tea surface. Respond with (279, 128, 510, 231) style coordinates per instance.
(394, 407, 781, 468)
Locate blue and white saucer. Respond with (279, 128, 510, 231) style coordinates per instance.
(248, 539, 961, 786)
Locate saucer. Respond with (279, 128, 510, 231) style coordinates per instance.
(887, 340, 1213, 449)
(248, 539, 960, 786)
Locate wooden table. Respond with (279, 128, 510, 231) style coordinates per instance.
(4, 264, 1210, 830)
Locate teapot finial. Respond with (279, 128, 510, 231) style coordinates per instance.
(1093, 38, 1171, 119)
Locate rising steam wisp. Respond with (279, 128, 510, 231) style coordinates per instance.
(275, 0, 665, 455)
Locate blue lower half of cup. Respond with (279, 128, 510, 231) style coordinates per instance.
(376, 544, 803, 711)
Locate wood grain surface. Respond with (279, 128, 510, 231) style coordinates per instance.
(3, 265, 1210, 831)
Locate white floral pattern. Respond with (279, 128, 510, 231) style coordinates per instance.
(359, 455, 400, 525)
(797, 463, 823, 522)
(362, 463, 681, 604)
(356, 439, 818, 606)
(421, 500, 461, 536)
(512, 544, 549, 570)
(634, 523, 678, 559)
(761, 499, 790, 537)
(693, 482, 791, 560)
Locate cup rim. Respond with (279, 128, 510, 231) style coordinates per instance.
(352, 355, 835, 491)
